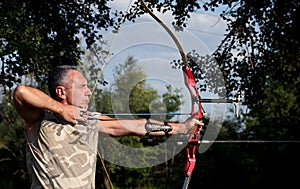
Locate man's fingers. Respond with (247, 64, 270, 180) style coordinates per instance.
(81, 115, 88, 121)
(195, 119, 204, 126)
(77, 109, 88, 121)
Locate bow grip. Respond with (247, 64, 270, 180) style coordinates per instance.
(182, 66, 203, 120)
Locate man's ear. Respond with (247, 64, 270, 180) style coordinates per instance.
(56, 86, 66, 100)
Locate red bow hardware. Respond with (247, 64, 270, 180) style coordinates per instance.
(182, 66, 203, 178)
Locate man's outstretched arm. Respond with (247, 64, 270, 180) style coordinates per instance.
(97, 115, 202, 137)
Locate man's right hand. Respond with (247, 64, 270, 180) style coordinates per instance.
(59, 104, 88, 125)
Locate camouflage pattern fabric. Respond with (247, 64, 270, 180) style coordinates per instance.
(26, 111, 99, 189)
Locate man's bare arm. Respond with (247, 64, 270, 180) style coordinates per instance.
(98, 115, 202, 137)
(13, 85, 79, 125)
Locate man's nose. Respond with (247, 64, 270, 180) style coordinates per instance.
(86, 87, 92, 96)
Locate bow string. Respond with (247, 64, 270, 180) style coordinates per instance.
(86, 2, 136, 189)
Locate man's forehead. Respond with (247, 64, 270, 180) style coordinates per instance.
(67, 70, 87, 83)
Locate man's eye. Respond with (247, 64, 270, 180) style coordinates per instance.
(76, 84, 85, 88)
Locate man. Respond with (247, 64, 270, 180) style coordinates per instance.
(13, 65, 201, 189)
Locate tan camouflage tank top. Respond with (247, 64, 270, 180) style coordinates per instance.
(26, 111, 99, 189)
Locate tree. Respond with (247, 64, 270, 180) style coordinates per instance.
(203, 0, 299, 119)
(94, 55, 183, 119)
(0, 93, 30, 189)
(0, 0, 118, 88)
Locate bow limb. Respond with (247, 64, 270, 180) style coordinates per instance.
(86, 2, 135, 189)
(140, 0, 189, 67)
(139, 1, 203, 188)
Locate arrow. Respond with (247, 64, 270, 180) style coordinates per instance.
(81, 98, 241, 118)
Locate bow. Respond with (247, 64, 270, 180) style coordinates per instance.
(83, 1, 241, 188)
(139, 0, 204, 188)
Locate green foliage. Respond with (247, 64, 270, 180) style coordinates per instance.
(0, 92, 30, 189)
(95, 56, 183, 120)
(112, 56, 158, 115)
(0, 0, 119, 88)
(204, 0, 299, 106)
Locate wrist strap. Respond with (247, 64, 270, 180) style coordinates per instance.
(145, 120, 173, 135)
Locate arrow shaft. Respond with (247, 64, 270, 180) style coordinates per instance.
(199, 98, 238, 103)
(102, 112, 191, 116)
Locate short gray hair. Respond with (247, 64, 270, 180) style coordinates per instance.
(47, 65, 79, 99)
